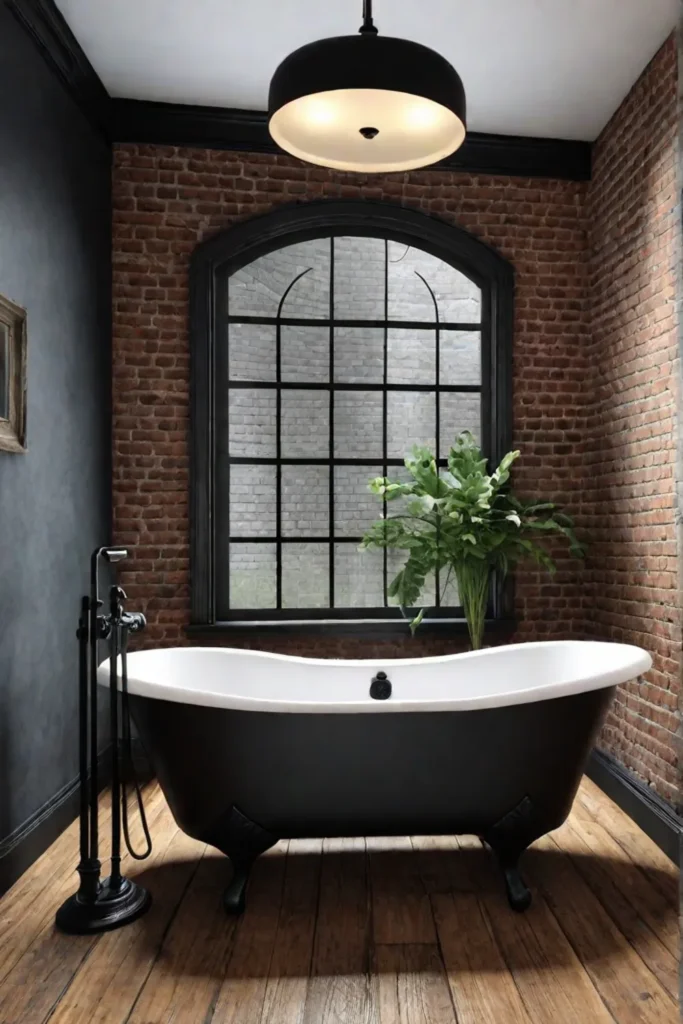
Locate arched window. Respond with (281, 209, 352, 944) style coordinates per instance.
(190, 202, 513, 633)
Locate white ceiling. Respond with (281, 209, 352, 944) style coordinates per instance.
(56, 0, 679, 141)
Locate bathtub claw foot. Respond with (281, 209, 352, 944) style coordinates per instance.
(223, 863, 250, 915)
(502, 864, 532, 912)
(484, 795, 540, 914)
(201, 805, 278, 917)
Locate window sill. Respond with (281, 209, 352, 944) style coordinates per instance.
(185, 618, 517, 641)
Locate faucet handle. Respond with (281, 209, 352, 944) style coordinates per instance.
(123, 611, 146, 634)
(108, 585, 143, 629)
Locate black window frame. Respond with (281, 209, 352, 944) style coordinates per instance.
(190, 200, 514, 634)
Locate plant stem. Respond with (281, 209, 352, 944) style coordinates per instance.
(455, 561, 490, 650)
(439, 564, 454, 606)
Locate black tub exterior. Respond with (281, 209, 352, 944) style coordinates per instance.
(130, 685, 615, 914)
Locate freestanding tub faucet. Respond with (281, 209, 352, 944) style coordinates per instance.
(55, 546, 152, 934)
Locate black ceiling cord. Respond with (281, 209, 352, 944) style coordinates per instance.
(360, 0, 378, 35)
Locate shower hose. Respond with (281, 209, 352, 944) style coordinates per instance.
(116, 625, 153, 860)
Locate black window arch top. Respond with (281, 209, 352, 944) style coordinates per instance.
(190, 201, 513, 631)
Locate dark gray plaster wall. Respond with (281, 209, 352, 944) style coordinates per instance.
(0, 5, 112, 846)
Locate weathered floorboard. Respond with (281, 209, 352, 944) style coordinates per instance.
(373, 943, 456, 1024)
(433, 892, 532, 1024)
(0, 778, 677, 1024)
(526, 834, 678, 1023)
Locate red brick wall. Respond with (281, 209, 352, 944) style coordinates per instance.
(112, 151, 589, 661)
(584, 36, 681, 804)
(111, 38, 682, 805)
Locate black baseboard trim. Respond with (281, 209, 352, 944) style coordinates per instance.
(0, 737, 154, 897)
(110, 98, 592, 181)
(586, 749, 681, 865)
(0, 747, 111, 897)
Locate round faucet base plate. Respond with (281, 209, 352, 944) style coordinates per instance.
(55, 876, 151, 934)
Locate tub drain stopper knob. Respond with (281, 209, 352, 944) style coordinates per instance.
(370, 672, 392, 700)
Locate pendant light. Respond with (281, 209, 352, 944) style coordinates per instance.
(268, 0, 467, 173)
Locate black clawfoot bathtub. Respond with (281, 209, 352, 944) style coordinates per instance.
(101, 640, 651, 915)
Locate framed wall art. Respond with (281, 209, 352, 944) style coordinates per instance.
(0, 293, 27, 453)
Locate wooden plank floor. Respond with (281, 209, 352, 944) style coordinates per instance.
(0, 777, 678, 1023)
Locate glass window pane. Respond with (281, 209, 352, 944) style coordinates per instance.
(228, 465, 276, 537)
(334, 464, 383, 537)
(281, 390, 329, 457)
(282, 543, 329, 607)
(386, 548, 435, 607)
(282, 325, 328, 383)
(228, 323, 276, 382)
(227, 389, 277, 458)
(334, 326, 383, 383)
(334, 236, 385, 319)
(387, 329, 436, 385)
(387, 391, 435, 458)
(227, 543, 277, 610)
(335, 545, 384, 607)
(282, 465, 329, 536)
(387, 241, 481, 323)
(281, 239, 331, 318)
(438, 569, 460, 608)
(440, 393, 481, 454)
(334, 391, 383, 459)
(228, 239, 330, 318)
(440, 331, 481, 385)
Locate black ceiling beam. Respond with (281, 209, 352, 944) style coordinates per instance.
(110, 98, 592, 181)
(111, 100, 281, 157)
(6, 0, 111, 138)
(7, 0, 592, 181)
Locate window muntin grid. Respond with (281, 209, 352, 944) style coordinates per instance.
(215, 235, 482, 621)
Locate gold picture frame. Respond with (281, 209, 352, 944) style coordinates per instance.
(0, 293, 27, 453)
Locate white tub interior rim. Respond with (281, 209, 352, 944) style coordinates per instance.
(97, 640, 652, 714)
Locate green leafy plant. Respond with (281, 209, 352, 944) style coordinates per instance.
(360, 431, 584, 650)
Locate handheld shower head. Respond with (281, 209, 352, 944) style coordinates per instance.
(103, 548, 128, 563)
(91, 547, 129, 607)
